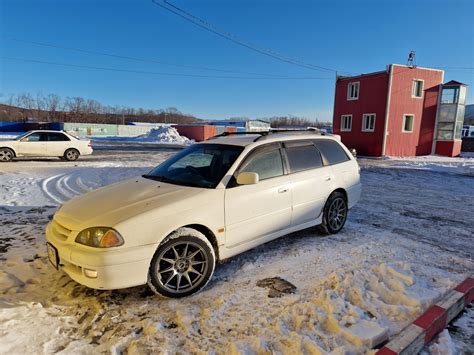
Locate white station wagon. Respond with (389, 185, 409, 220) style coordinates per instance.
(46, 130, 361, 297)
(0, 130, 93, 162)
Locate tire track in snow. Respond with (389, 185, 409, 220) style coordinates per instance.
(41, 172, 90, 205)
(63, 175, 83, 196)
(41, 174, 66, 205)
(56, 175, 77, 200)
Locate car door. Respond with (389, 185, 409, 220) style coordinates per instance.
(224, 143, 292, 247)
(313, 139, 359, 206)
(284, 141, 334, 226)
(17, 132, 48, 156)
(45, 132, 71, 156)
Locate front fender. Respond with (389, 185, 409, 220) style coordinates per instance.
(115, 189, 225, 248)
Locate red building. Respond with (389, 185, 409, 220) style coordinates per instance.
(333, 64, 463, 157)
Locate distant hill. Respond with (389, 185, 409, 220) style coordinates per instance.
(0, 103, 202, 125)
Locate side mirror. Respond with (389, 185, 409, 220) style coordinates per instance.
(20, 138, 28, 142)
(236, 172, 259, 185)
(350, 148, 357, 158)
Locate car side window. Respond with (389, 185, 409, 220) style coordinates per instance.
(239, 147, 284, 180)
(313, 140, 350, 165)
(23, 133, 42, 142)
(47, 133, 70, 141)
(285, 144, 323, 173)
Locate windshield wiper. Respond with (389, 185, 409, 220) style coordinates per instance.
(143, 174, 213, 188)
(142, 174, 178, 184)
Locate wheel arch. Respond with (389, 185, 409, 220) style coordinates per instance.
(332, 187, 348, 202)
(160, 224, 220, 262)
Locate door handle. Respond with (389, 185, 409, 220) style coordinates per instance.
(278, 187, 289, 193)
(324, 176, 332, 181)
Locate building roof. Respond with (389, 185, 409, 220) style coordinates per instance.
(337, 64, 445, 81)
(337, 70, 388, 81)
(443, 80, 467, 87)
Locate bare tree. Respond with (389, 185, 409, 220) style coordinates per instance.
(1, 92, 201, 124)
(15, 93, 36, 122)
(44, 94, 61, 121)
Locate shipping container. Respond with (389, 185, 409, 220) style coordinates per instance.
(172, 125, 216, 142)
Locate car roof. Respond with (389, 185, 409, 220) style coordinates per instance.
(25, 130, 68, 134)
(201, 131, 341, 148)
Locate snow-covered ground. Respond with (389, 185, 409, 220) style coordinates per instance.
(0, 152, 472, 354)
(363, 154, 474, 176)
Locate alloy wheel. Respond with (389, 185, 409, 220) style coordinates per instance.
(154, 241, 209, 295)
(66, 150, 78, 161)
(0, 150, 13, 162)
(328, 197, 347, 231)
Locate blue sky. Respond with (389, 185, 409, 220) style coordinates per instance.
(1, 0, 473, 120)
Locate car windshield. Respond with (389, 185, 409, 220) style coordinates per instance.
(14, 132, 32, 140)
(143, 143, 244, 188)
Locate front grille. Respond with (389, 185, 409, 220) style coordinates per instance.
(51, 219, 72, 242)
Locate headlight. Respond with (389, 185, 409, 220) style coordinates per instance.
(75, 227, 124, 248)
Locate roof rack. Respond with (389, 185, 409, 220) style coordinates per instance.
(206, 131, 268, 141)
(254, 128, 322, 141)
(207, 127, 322, 142)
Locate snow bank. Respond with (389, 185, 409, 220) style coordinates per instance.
(90, 126, 192, 145)
(134, 126, 192, 144)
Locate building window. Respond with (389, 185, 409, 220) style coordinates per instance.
(441, 87, 459, 104)
(412, 80, 424, 98)
(341, 115, 352, 131)
(362, 114, 376, 132)
(402, 115, 414, 132)
(347, 82, 359, 100)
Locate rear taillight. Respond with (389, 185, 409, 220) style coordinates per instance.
(88, 143, 92, 148)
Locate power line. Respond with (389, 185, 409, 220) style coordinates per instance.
(8, 37, 304, 78)
(2, 56, 333, 80)
(151, 0, 349, 74)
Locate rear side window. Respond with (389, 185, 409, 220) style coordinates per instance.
(313, 140, 350, 165)
(47, 133, 70, 141)
(285, 144, 323, 173)
(239, 148, 284, 180)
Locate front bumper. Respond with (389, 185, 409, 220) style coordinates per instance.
(45, 221, 156, 290)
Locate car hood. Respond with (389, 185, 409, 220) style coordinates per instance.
(54, 176, 204, 230)
(0, 140, 17, 145)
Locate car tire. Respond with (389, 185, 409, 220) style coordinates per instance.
(0, 148, 15, 162)
(147, 227, 216, 298)
(64, 149, 80, 161)
(318, 191, 348, 234)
